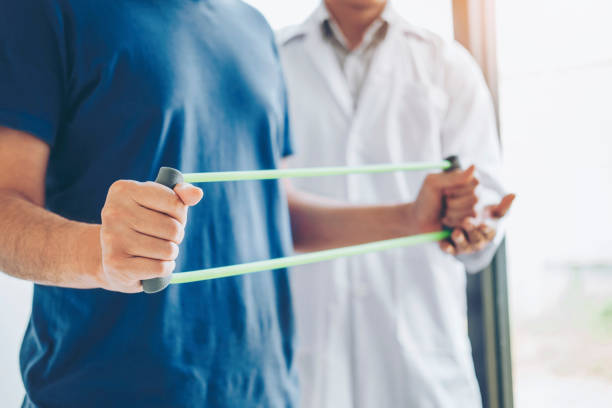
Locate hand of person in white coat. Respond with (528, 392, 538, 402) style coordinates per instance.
(440, 193, 515, 255)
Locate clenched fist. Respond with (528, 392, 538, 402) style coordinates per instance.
(411, 165, 479, 233)
(99, 180, 203, 293)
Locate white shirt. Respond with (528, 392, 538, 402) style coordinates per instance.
(278, 4, 506, 407)
(324, 11, 387, 105)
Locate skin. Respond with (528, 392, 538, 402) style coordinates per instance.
(0, 126, 478, 292)
(0, 127, 203, 293)
(325, 0, 516, 255)
(324, 0, 387, 50)
(284, 165, 478, 252)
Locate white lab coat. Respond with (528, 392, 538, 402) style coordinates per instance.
(278, 5, 506, 408)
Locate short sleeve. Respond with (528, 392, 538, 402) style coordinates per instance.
(0, 1, 67, 146)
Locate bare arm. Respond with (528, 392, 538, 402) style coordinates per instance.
(0, 126, 102, 288)
(286, 186, 417, 252)
(285, 159, 479, 252)
(0, 126, 203, 292)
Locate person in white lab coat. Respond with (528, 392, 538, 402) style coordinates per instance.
(277, 1, 515, 407)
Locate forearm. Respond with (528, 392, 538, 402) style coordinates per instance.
(287, 187, 420, 252)
(0, 189, 102, 288)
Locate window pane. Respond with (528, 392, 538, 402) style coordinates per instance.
(497, 0, 612, 406)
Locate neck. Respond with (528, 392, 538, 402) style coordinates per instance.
(324, 1, 387, 50)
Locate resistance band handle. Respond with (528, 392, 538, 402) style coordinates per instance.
(442, 155, 462, 234)
(444, 155, 461, 172)
(142, 167, 184, 294)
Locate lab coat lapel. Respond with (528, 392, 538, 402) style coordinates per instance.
(303, 28, 353, 118)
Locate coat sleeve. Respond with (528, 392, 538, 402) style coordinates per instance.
(439, 42, 508, 273)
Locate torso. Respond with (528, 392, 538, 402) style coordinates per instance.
(21, 1, 297, 406)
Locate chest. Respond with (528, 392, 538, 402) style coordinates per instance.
(63, 1, 283, 130)
(283, 34, 449, 202)
(285, 41, 446, 160)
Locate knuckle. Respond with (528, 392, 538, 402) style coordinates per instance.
(101, 205, 120, 222)
(163, 261, 176, 276)
(153, 260, 175, 277)
(142, 181, 159, 189)
(167, 219, 183, 242)
(172, 201, 187, 220)
(109, 179, 132, 195)
(161, 242, 179, 260)
(149, 261, 165, 277)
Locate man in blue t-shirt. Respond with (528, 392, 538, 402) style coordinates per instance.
(0, 1, 480, 407)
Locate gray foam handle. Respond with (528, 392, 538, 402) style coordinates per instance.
(142, 167, 184, 294)
(444, 155, 461, 172)
(442, 156, 461, 233)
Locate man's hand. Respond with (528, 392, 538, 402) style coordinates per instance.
(410, 165, 479, 233)
(99, 180, 203, 293)
(440, 193, 515, 255)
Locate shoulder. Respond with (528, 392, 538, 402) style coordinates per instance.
(233, 1, 276, 40)
(276, 24, 308, 48)
(391, 14, 484, 85)
(275, 7, 321, 50)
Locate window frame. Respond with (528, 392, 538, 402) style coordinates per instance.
(451, 1, 514, 407)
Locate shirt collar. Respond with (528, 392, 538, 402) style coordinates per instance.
(316, 2, 398, 53)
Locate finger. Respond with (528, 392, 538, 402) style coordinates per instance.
(127, 181, 188, 223)
(466, 227, 487, 250)
(439, 240, 456, 255)
(479, 224, 497, 241)
(488, 194, 516, 218)
(174, 183, 204, 207)
(122, 231, 180, 261)
(443, 209, 477, 227)
(110, 281, 143, 294)
(121, 257, 176, 281)
(443, 178, 479, 198)
(126, 204, 185, 243)
(446, 192, 478, 210)
(451, 228, 470, 253)
(428, 165, 476, 189)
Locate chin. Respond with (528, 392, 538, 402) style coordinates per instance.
(332, 0, 387, 9)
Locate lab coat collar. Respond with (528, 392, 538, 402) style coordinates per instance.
(281, 2, 403, 117)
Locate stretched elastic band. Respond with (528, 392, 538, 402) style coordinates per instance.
(181, 161, 451, 184)
(170, 231, 450, 285)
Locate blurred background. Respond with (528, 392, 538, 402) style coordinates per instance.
(1, 0, 610, 406)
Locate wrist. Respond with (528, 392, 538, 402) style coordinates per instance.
(394, 203, 424, 236)
(400, 202, 444, 235)
(72, 223, 104, 288)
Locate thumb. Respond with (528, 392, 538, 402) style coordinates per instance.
(486, 193, 515, 219)
(432, 165, 475, 189)
(174, 183, 204, 207)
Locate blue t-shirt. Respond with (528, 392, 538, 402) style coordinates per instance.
(0, 0, 297, 406)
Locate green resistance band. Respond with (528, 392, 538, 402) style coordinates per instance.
(181, 160, 452, 183)
(142, 156, 460, 293)
(170, 231, 450, 285)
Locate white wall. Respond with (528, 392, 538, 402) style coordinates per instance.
(0, 1, 452, 406)
(0, 275, 32, 406)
